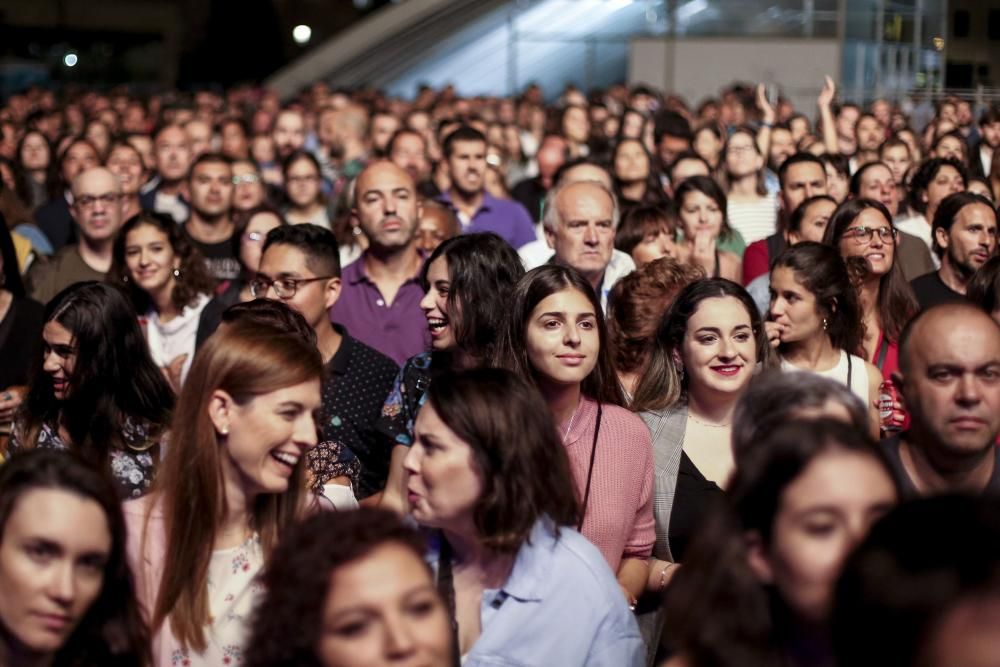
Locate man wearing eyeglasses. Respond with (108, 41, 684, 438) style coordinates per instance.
(910, 192, 998, 310)
(254, 223, 399, 509)
(26, 167, 123, 303)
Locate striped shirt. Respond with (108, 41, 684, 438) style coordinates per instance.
(727, 193, 778, 245)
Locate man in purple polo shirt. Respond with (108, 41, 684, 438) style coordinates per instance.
(330, 160, 429, 365)
(437, 125, 537, 249)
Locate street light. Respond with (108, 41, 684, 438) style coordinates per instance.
(292, 24, 312, 45)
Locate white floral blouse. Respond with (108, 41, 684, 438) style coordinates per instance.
(167, 535, 265, 666)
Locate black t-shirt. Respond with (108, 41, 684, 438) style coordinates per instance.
(184, 227, 240, 283)
(880, 434, 1000, 499)
(308, 326, 400, 499)
(910, 271, 965, 311)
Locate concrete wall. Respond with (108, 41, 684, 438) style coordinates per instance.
(630, 37, 841, 120)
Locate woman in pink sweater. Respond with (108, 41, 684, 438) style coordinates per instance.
(499, 264, 655, 609)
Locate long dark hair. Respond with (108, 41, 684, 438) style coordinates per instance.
(0, 450, 151, 666)
(662, 419, 897, 667)
(245, 508, 446, 667)
(499, 264, 626, 407)
(109, 211, 216, 313)
(17, 283, 174, 466)
(611, 138, 669, 208)
(427, 368, 579, 551)
(823, 198, 918, 342)
(13, 129, 59, 204)
(771, 242, 866, 357)
(631, 278, 768, 413)
(673, 174, 735, 242)
(421, 232, 525, 367)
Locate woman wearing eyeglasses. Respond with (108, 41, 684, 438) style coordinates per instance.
(823, 199, 917, 396)
(768, 242, 883, 437)
(232, 159, 268, 213)
(110, 211, 217, 390)
(283, 150, 333, 230)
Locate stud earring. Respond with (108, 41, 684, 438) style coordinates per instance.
(122, 274, 129, 283)
(172, 267, 181, 278)
(822, 318, 829, 331)
(351, 225, 362, 237)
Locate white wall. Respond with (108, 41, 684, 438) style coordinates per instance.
(630, 37, 841, 120)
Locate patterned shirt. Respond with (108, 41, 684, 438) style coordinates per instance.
(375, 352, 434, 448)
(9, 418, 160, 499)
(308, 326, 399, 499)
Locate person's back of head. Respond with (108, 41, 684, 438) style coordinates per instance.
(833, 495, 1000, 667)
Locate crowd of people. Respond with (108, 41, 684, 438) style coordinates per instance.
(0, 74, 998, 667)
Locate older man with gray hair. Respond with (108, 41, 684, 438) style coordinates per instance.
(27, 167, 124, 303)
(540, 176, 635, 311)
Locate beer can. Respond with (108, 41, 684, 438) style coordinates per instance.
(878, 380, 902, 432)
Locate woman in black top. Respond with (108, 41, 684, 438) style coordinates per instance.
(0, 222, 43, 438)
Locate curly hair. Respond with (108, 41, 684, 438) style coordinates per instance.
(607, 256, 704, 375)
(245, 509, 443, 667)
(109, 211, 217, 313)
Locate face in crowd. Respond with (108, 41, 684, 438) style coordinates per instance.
(545, 181, 616, 287)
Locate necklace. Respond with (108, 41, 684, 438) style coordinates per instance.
(688, 412, 731, 428)
(561, 400, 581, 440)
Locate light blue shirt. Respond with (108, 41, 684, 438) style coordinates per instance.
(428, 519, 645, 667)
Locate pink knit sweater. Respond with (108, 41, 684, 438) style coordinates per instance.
(563, 395, 655, 572)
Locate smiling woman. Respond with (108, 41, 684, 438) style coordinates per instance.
(110, 211, 218, 390)
(123, 318, 324, 667)
(10, 282, 175, 499)
(498, 264, 654, 612)
(631, 279, 767, 611)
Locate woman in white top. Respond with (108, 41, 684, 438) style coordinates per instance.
(110, 211, 216, 390)
(767, 241, 882, 437)
(124, 318, 324, 667)
(718, 127, 777, 245)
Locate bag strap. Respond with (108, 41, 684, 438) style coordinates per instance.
(577, 403, 603, 532)
(876, 333, 890, 370)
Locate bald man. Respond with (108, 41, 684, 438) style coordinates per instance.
(885, 303, 1000, 497)
(330, 160, 428, 365)
(27, 167, 124, 303)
